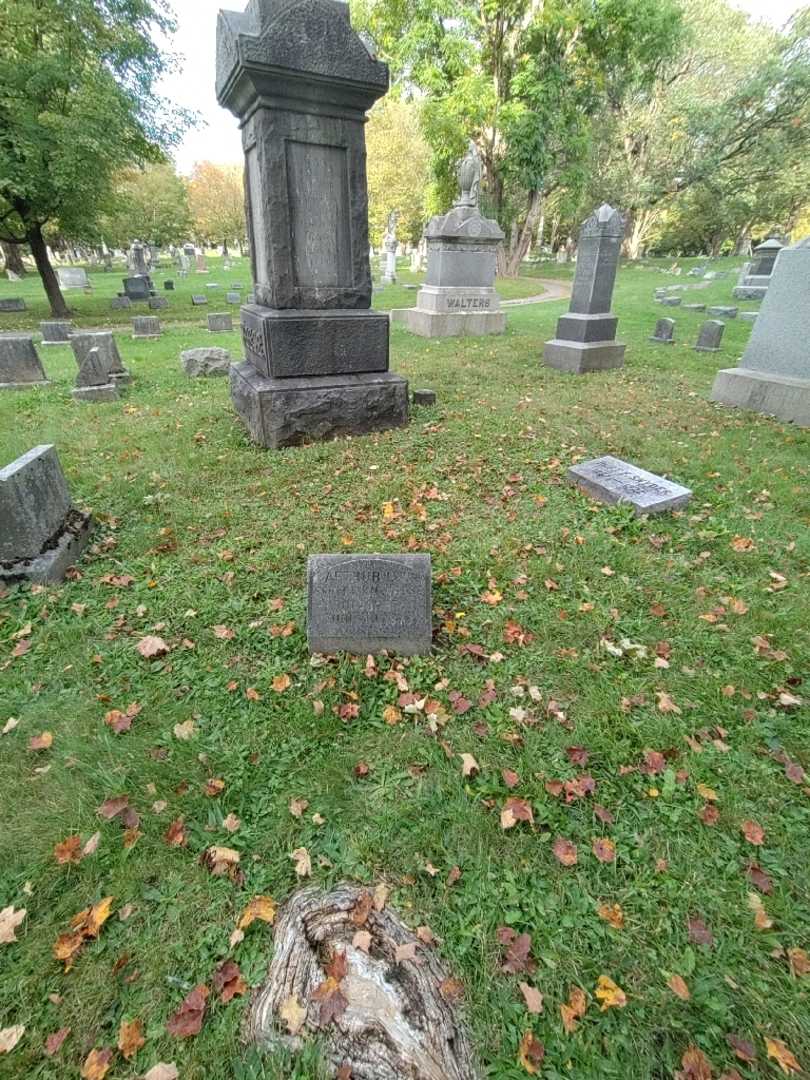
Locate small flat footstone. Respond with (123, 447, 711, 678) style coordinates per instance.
(246, 883, 479, 1080)
(413, 389, 437, 406)
(569, 455, 692, 516)
(308, 553, 432, 656)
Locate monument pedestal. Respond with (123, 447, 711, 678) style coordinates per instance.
(230, 362, 409, 449)
(544, 339, 626, 374)
(392, 285, 505, 338)
(711, 368, 810, 427)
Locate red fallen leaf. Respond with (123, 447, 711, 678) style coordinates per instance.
(502, 769, 520, 789)
(742, 819, 765, 845)
(212, 959, 247, 1003)
(676, 1045, 713, 1079)
(746, 862, 773, 893)
(687, 917, 714, 947)
(12, 638, 31, 658)
(44, 1027, 71, 1056)
(354, 761, 370, 779)
(166, 985, 209, 1038)
(164, 818, 187, 847)
(726, 1033, 757, 1063)
(501, 797, 533, 830)
(552, 837, 578, 866)
(640, 749, 666, 775)
(448, 691, 472, 714)
(785, 761, 806, 785)
(54, 836, 82, 864)
(97, 795, 132, 821)
(458, 642, 488, 662)
(479, 687, 498, 708)
(545, 780, 564, 797)
(565, 775, 596, 801)
(593, 838, 616, 863)
(699, 804, 720, 826)
(566, 746, 590, 767)
(497, 928, 535, 975)
(594, 804, 615, 825)
(503, 620, 534, 646)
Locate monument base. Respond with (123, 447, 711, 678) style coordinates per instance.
(0, 380, 50, 391)
(710, 367, 810, 427)
(733, 286, 767, 301)
(391, 307, 506, 338)
(543, 339, 626, 374)
(230, 362, 409, 449)
(0, 511, 94, 585)
(72, 384, 119, 403)
(241, 306, 389, 378)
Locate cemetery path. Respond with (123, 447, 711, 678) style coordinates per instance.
(501, 278, 571, 306)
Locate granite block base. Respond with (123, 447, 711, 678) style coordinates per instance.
(0, 379, 50, 391)
(0, 511, 94, 585)
(391, 307, 506, 338)
(733, 286, 767, 301)
(710, 368, 810, 427)
(230, 361, 409, 449)
(543, 339, 626, 374)
(555, 312, 618, 343)
(241, 306, 389, 378)
(72, 384, 119, 403)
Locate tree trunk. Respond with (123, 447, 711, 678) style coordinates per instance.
(222, 237, 229, 256)
(28, 223, 70, 317)
(498, 190, 543, 278)
(1, 241, 26, 276)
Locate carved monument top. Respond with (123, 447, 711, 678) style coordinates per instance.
(580, 203, 625, 239)
(455, 140, 482, 210)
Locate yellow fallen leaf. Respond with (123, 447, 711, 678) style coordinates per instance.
(597, 903, 624, 929)
(766, 1037, 802, 1074)
(667, 974, 690, 1001)
(237, 896, 277, 930)
(595, 974, 627, 1010)
(279, 993, 307, 1035)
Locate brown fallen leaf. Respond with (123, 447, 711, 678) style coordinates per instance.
(518, 1030, 545, 1074)
(353, 930, 372, 952)
(741, 819, 765, 846)
(0, 906, 26, 945)
(80, 1047, 113, 1079)
(593, 837, 616, 864)
(746, 862, 773, 894)
(291, 847, 311, 877)
(726, 1033, 757, 1063)
(560, 987, 587, 1033)
(166, 985, 209, 1038)
(765, 1037, 802, 1075)
(223, 812, 241, 833)
(44, 1027, 70, 1056)
(668, 974, 690, 1001)
(460, 753, 480, 777)
(54, 835, 82, 865)
(28, 731, 53, 751)
(136, 635, 169, 659)
(213, 959, 247, 1003)
(118, 1017, 145, 1060)
(143, 1066, 179, 1080)
(498, 928, 535, 975)
(687, 916, 714, 948)
(676, 1046, 713, 1079)
(201, 846, 241, 880)
(788, 947, 810, 977)
(518, 982, 544, 1014)
(552, 837, 578, 866)
(501, 797, 534, 830)
(597, 903, 624, 929)
(312, 973, 348, 1027)
(164, 819, 187, 847)
(395, 942, 418, 964)
(289, 797, 309, 818)
(748, 892, 773, 930)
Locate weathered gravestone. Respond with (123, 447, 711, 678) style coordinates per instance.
(308, 554, 432, 656)
(149, 296, 169, 311)
(569, 456, 692, 516)
(208, 313, 233, 333)
(6, 270, 20, 282)
(544, 204, 626, 374)
(711, 238, 810, 426)
(122, 276, 151, 302)
(128, 240, 150, 277)
(0, 445, 93, 584)
(70, 331, 131, 385)
(217, 0, 408, 447)
(57, 267, 90, 290)
(391, 142, 506, 338)
(0, 335, 49, 389)
(227, 291, 241, 304)
(196, 254, 208, 273)
(740, 311, 758, 322)
(72, 347, 119, 403)
(182, 347, 232, 378)
(164, 280, 175, 291)
(707, 306, 737, 319)
(661, 296, 682, 307)
(733, 237, 783, 301)
(191, 295, 208, 306)
(111, 296, 132, 311)
(0, 298, 26, 313)
(413, 389, 437, 406)
(40, 320, 74, 346)
(683, 303, 707, 312)
(694, 320, 725, 353)
(133, 316, 161, 339)
(650, 318, 675, 345)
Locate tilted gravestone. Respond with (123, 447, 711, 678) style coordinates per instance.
(0, 298, 26, 313)
(0, 335, 49, 389)
(217, 0, 408, 447)
(182, 347, 232, 378)
(650, 318, 675, 345)
(133, 316, 161, 339)
(40, 320, 74, 345)
(569, 456, 692, 516)
(544, 204, 626, 374)
(712, 238, 810, 426)
(208, 313, 233, 333)
(57, 267, 90, 290)
(149, 296, 169, 311)
(111, 296, 132, 311)
(391, 143, 506, 338)
(70, 331, 131, 385)
(707, 306, 737, 319)
(740, 311, 758, 322)
(72, 347, 119, 403)
(308, 554, 432, 656)
(694, 320, 725, 353)
(0, 445, 93, 584)
(191, 295, 208, 306)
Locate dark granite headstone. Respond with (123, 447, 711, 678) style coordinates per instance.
(683, 303, 706, 312)
(308, 554, 432, 655)
(111, 296, 132, 311)
(694, 320, 724, 353)
(217, 0, 408, 446)
(568, 456, 692, 516)
(0, 335, 49, 389)
(650, 318, 675, 345)
(543, 204, 626, 373)
(164, 280, 175, 291)
(40, 321, 74, 345)
(123, 276, 151, 301)
(227, 291, 241, 304)
(661, 297, 682, 307)
(72, 347, 119, 402)
(70, 331, 131, 384)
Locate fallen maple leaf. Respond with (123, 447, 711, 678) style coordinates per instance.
(166, 985, 208, 1038)
(213, 959, 247, 1003)
(291, 847, 311, 877)
(0, 1025, 24, 1054)
(765, 1037, 802, 1074)
(238, 895, 277, 931)
(597, 903, 624, 929)
(351, 891, 373, 927)
(54, 835, 82, 865)
(312, 963, 348, 1027)
(136, 636, 169, 659)
(118, 1018, 145, 1060)
(279, 993, 307, 1035)
(552, 837, 578, 866)
(501, 797, 534, 830)
(519, 982, 544, 1014)
(204, 778, 225, 797)
(668, 975, 690, 1001)
(726, 1033, 757, 1063)
(202, 846, 241, 879)
(0, 906, 26, 945)
(560, 987, 587, 1034)
(687, 917, 714, 948)
(593, 837, 616, 864)
(595, 974, 626, 1010)
(741, 819, 765, 846)
(656, 691, 681, 714)
(746, 862, 773, 894)
(676, 1046, 713, 1079)
(164, 819, 187, 847)
(518, 1030, 545, 1074)
(44, 1027, 70, 1056)
(80, 1047, 113, 1079)
(498, 928, 535, 975)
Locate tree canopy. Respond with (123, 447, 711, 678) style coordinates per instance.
(187, 162, 246, 253)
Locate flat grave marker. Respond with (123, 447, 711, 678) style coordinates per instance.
(569, 455, 692, 516)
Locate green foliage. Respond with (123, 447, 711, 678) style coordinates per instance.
(187, 162, 246, 250)
(366, 96, 432, 244)
(99, 163, 194, 249)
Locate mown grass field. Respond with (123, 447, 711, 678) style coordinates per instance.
(0, 256, 808, 1080)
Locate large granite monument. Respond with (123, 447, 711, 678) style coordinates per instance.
(711, 238, 810, 426)
(391, 142, 506, 338)
(216, 0, 408, 449)
(544, 204, 626, 374)
(733, 237, 783, 301)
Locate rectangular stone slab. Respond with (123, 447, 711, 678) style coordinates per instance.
(308, 553, 432, 656)
(0, 445, 73, 562)
(568, 455, 692, 515)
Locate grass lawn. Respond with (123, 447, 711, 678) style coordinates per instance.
(0, 256, 808, 1079)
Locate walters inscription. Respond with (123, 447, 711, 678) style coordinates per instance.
(308, 554, 432, 656)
